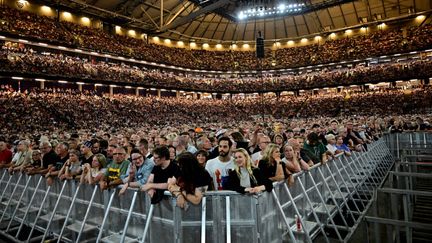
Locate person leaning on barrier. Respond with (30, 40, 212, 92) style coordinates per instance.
(27, 141, 60, 175)
(303, 133, 328, 165)
(258, 144, 294, 186)
(168, 152, 212, 209)
(141, 146, 180, 204)
(205, 136, 235, 191)
(7, 140, 32, 174)
(80, 153, 107, 185)
(119, 149, 154, 195)
(21, 149, 41, 173)
(99, 147, 130, 190)
(45, 142, 70, 185)
(335, 136, 352, 156)
(56, 149, 82, 181)
(224, 148, 273, 194)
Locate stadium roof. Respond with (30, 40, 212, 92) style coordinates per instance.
(42, 0, 431, 42)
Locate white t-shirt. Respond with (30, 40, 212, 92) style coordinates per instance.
(205, 156, 235, 190)
(251, 151, 263, 165)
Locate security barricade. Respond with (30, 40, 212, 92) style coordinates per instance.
(0, 139, 394, 243)
(360, 133, 432, 243)
(384, 132, 432, 159)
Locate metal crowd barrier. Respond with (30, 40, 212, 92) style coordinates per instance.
(384, 132, 432, 159)
(0, 139, 394, 243)
(361, 133, 432, 243)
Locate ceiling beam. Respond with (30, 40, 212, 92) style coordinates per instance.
(159, 0, 233, 32)
(165, 2, 193, 27)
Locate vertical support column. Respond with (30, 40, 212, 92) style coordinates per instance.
(135, 87, 139, 96)
(176, 91, 180, 99)
(192, 92, 197, 99)
(157, 89, 161, 98)
(40, 80, 45, 89)
(160, 0, 164, 28)
(78, 83, 83, 92)
(109, 85, 114, 96)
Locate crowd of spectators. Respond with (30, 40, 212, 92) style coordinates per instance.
(1, 80, 431, 207)
(1, 5, 432, 70)
(2, 45, 432, 93)
(1, 86, 431, 141)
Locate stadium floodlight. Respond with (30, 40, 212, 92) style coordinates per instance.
(238, 12, 246, 20)
(237, 2, 306, 20)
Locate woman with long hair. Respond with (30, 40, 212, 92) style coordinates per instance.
(281, 144, 302, 173)
(167, 152, 212, 209)
(80, 153, 107, 184)
(258, 143, 294, 185)
(224, 148, 273, 194)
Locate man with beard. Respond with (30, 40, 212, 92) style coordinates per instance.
(205, 137, 235, 190)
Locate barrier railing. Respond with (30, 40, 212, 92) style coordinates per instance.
(360, 132, 432, 243)
(384, 132, 432, 159)
(0, 139, 393, 243)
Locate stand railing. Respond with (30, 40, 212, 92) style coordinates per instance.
(0, 139, 394, 243)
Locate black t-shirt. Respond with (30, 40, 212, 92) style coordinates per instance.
(151, 161, 181, 204)
(81, 154, 93, 165)
(54, 154, 69, 171)
(42, 150, 60, 169)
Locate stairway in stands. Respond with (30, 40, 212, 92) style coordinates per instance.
(412, 175, 432, 243)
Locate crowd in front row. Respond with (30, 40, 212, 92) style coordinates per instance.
(0, 114, 430, 208)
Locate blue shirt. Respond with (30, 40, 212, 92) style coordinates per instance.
(121, 158, 154, 186)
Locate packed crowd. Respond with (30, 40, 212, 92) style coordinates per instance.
(1, 86, 431, 141)
(1, 5, 432, 70)
(0, 88, 431, 206)
(2, 45, 432, 92)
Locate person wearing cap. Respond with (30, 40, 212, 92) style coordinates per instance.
(80, 141, 94, 165)
(205, 136, 235, 191)
(0, 136, 13, 167)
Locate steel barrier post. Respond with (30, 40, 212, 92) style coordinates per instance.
(296, 177, 332, 242)
(76, 185, 98, 242)
(271, 190, 296, 243)
(0, 173, 23, 222)
(283, 183, 313, 243)
(200, 197, 206, 243)
(41, 180, 68, 242)
(15, 176, 43, 238)
(120, 190, 138, 243)
(6, 175, 31, 231)
(140, 204, 154, 243)
(27, 185, 51, 242)
(57, 182, 81, 243)
(96, 189, 116, 243)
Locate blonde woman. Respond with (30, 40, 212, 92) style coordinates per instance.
(224, 148, 273, 194)
(258, 143, 294, 185)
